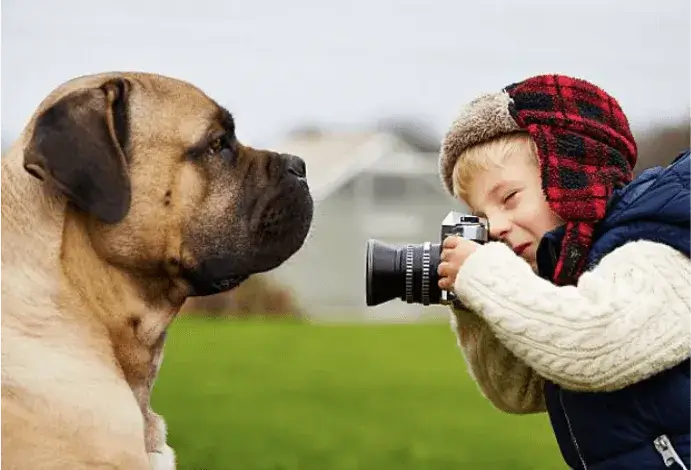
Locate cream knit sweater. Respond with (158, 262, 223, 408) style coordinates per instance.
(449, 239, 691, 414)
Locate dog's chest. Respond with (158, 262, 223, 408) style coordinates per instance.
(111, 310, 172, 408)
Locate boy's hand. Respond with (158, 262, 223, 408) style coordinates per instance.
(437, 236, 480, 291)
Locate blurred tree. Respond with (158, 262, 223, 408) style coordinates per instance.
(180, 274, 304, 320)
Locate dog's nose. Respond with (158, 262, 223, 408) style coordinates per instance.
(282, 154, 307, 179)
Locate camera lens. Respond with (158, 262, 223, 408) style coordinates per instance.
(365, 239, 442, 306)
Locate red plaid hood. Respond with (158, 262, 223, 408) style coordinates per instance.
(439, 74, 637, 285)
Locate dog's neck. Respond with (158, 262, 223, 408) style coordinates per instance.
(58, 207, 184, 406)
(2, 147, 183, 409)
(60, 210, 183, 340)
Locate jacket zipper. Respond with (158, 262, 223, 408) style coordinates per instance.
(654, 434, 689, 469)
(559, 389, 588, 469)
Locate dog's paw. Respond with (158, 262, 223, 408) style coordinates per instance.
(149, 444, 176, 470)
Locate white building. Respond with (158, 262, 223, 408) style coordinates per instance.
(265, 126, 470, 323)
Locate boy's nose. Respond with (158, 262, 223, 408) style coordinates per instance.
(488, 216, 511, 241)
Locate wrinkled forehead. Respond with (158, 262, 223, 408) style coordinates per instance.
(127, 75, 230, 148)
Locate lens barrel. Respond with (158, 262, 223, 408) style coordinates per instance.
(365, 239, 442, 306)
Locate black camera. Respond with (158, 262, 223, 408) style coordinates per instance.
(365, 211, 489, 307)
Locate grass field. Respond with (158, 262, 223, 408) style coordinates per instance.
(151, 316, 564, 470)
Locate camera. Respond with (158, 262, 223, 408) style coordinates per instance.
(365, 211, 489, 307)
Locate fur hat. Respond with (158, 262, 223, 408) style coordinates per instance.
(439, 74, 637, 285)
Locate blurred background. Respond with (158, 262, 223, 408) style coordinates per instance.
(2, 0, 690, 468)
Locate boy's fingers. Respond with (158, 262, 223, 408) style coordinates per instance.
(437, 262, 456, 280)
(439, 258, 458, 272)
(440, 249, 449, 262)
(442, 236, 459, 249)
(438, 277, 452, 290)
(438, 262, 458, 291)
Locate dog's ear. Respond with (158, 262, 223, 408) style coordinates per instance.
(23, 77, 132, 224)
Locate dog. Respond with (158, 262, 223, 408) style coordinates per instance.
(1, 71, 314, 469)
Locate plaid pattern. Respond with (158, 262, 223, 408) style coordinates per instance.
(504, 74, 637, 285)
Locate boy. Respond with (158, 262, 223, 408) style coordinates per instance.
(436, 74, 690, 469)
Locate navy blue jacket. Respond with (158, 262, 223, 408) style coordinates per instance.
(535, 149, 691, 470)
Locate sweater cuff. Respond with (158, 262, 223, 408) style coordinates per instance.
(454, 241, 532, 300)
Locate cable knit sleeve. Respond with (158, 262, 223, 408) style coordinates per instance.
(453, 239, 691, 392)
(448, 303, 546, 414)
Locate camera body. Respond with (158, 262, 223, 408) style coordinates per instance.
(365, 211, 489, 307)
(437, 211, 489, 304)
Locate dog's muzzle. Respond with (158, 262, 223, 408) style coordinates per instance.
(181, 264, 249, 297)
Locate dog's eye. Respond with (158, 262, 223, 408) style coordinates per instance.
(204, 133, 236, 163)
(207, 136, 228, 155)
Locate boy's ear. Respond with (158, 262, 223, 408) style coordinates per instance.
(23, 78, 132, 224)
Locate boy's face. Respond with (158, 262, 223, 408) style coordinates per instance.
(463, 148, 563, 271)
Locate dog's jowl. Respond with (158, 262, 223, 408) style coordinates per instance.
(1, 71, 313, 470)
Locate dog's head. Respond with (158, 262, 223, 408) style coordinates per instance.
(22, 72, 313, 297)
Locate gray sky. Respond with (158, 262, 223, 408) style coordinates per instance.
(3, 0, 689, 148)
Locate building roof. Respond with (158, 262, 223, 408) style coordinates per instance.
(272, 128, 441, 203)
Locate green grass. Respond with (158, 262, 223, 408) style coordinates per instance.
(151, 316, 564, 470)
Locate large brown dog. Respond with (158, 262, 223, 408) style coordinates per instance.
(1, 72, 314, 469)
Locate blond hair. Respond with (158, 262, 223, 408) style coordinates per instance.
(451, 132, 539, 202)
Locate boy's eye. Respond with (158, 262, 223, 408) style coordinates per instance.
(503, 190, 519, 206)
